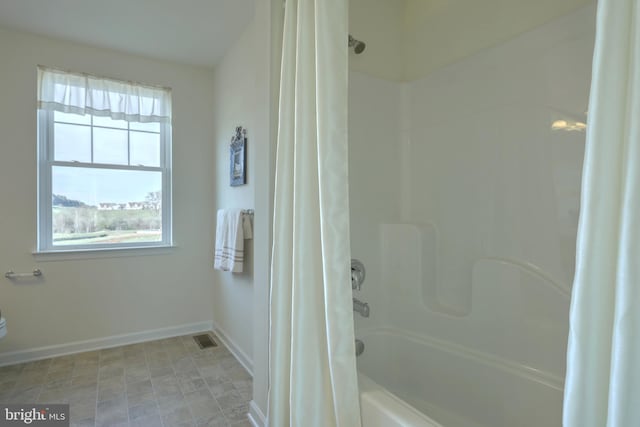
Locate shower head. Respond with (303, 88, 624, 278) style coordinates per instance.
(348, 35, 366, 54)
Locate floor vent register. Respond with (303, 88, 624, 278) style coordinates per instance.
(193, 333, 218, 349)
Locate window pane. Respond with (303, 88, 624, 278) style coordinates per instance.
(130, 121, 161, 132)
(93, 115, 128, 129)
(130, 131, 160, 167)
(51, 166, 162, 246)
(93, 127, 128, 165)
(54, 111, 91, 125)
(54, 123, 91, 162)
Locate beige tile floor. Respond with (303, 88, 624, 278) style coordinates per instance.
(0, 333, 253, 427)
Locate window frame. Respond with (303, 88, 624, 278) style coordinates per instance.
(37, 109, 173, 253)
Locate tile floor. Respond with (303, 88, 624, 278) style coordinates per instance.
(0, 333, 253, 427)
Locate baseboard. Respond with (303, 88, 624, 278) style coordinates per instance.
(0, 320, 213, 367)
(248, 400, 266, 427)
(211, 320, 254, 376)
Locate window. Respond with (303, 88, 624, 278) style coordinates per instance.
(36, 66, 172, 252)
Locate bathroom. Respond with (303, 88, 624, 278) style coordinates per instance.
(0, 0, 636, 426)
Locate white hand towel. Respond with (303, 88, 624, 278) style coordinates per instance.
(214, 209, 246, 273)
(242, 213, 253, 240)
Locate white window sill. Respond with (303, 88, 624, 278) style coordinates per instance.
(33, 244, 178, 262)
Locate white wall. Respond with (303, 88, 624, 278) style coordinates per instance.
(402, 0, 592, 80)
(0, 27, 217, 358)
(211, 18, 258, 369)
(348, 0, 592, 82)
(211, 0, 278, 422)
(348, 0, 406, 82)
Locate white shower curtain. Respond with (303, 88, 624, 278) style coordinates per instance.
(564, 1, 640, 426)
(267, 0, 362, 426)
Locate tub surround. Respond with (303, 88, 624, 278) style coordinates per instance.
(350, 4, 595, 426)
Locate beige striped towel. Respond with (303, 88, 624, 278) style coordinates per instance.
(214, 209, 252, 273)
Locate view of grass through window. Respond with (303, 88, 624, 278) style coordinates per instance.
(52, 191, 162, 246)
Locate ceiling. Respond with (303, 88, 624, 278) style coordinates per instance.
(0, 0, 256, 68)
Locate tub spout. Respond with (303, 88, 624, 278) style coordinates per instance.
(353, 298, 370, 318)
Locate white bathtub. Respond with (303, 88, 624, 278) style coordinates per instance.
(360, 373, 443, 427)
(357, 328, 563, 427)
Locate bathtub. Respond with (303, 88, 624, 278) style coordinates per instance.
(357, 328, 563, 427)
(360, 373, 443, 427)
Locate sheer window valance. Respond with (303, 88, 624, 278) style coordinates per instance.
(37, 66, 172, 124)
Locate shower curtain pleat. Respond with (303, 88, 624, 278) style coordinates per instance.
(267, 0, 362, 426)
(563, 0, 640, 426)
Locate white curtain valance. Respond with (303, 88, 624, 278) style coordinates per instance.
(37, 66, 172, 124)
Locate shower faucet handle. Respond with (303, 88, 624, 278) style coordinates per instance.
(351, 259, 365, 291)
(353, 298, 370, 318)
